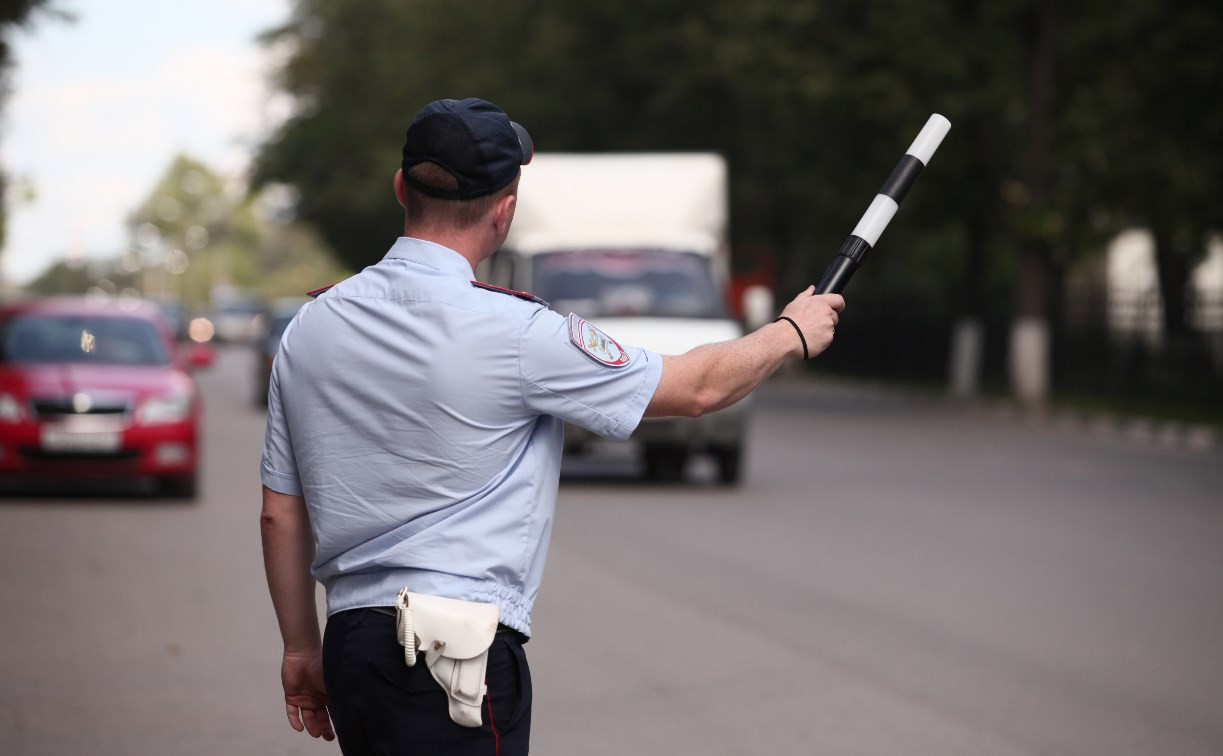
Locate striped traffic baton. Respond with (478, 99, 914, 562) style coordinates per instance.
(815, 114, 951, 295)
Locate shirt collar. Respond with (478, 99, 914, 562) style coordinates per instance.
(383, 237, 476, 279)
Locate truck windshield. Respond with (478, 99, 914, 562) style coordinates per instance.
(532, 250, 727, 319)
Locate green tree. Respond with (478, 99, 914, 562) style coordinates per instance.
(21, 155, 347, 305)
(254, 0, 1223, 402)
(0, 0, 62, 253)
(1064, 0, 1223, 348)
(126, 154, 348, 308)
(125, 155, 254, 311)
(23, 258, 138, 296)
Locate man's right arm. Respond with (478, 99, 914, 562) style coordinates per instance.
(645, 287, 844, 418)
(260, 486, 335, 742)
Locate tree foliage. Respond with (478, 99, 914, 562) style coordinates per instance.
(255, 0, 1223, 332)
(24, 153, 347, 305)
(0, 0, 61, 91)
(0, 0, 61, 251)
(1059, 0, 1223, 338)
(123, 155, 347, 308)
(23, 258, 137, 297)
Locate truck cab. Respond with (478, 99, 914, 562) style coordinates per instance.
(489, 153, 748, 483)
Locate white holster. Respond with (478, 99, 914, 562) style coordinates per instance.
(394, 587, 500, 728)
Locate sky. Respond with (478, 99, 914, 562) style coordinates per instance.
(1, 0, 292, 286)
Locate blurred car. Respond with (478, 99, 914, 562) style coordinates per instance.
(211, 298, 265, 343)
(0, 297, 213, 497)
(149, 297, 188, 341)
(254, 297, 309, 405)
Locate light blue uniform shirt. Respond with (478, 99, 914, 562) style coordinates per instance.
(261, 237, 663, 636)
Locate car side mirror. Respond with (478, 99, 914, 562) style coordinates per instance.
(741, 284, 775, 332)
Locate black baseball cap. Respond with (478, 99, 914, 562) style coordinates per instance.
(402, 98, 534, 200)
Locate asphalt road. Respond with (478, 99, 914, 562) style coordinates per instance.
(1, 345, 1221, 755)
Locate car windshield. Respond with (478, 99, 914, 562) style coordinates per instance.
(264, 313, 297, 354)
(531, 250, 727, 319)
(270, 314, 295, 341)
(0, 313, 170, 366)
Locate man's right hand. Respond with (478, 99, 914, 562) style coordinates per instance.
(645, 285, 847, 419)
(778, 285, 846, 359)
(281, 650, 335, 741)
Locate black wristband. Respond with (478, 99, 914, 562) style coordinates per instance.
(774, 316, 809, 360)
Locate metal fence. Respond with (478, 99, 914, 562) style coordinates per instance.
(808, 282, 1223, 409)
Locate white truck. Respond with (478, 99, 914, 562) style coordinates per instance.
(488, 153, 750, 483)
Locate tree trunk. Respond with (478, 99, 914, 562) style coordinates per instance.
(949, 189, 989, 399)
(1149, 222, 1192, 348)
(1011, 252, 1050, 405)
(1149, 221, 1209, 396)
(1008, 1, 1056, 408)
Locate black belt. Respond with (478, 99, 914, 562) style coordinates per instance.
(339, 606, 528, 643)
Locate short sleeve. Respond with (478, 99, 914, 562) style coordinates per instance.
(260, 360, 303, 495)
(518, 309, 663, 441)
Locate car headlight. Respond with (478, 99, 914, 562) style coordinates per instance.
(136, 394, 192, 425)
(0, 392, 23, 423)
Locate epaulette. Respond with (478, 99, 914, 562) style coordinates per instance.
(470, 281, 548, 307)
(306, 284, 336, 299)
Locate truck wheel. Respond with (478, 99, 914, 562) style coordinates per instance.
(712, 445, 743, 485)
(643, 446, 688, 482)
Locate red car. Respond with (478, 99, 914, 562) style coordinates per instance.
(0, 297, 212, 497)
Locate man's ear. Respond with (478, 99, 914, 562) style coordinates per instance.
(394, 169, 408, 209)
(492, 193, 516, 236)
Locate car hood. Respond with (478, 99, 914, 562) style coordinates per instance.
(0, 362, 192, 402)
(584, 316, 743, 355)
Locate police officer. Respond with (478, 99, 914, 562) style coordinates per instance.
(260, 97, 844, 755)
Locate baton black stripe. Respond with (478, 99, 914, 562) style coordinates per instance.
(837, 235, 873, 263)
(878, 154, 924, 204)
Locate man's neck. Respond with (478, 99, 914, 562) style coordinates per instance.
(403, 225, 485, 275)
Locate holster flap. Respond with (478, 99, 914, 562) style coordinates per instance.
(402, 591, 499, 665)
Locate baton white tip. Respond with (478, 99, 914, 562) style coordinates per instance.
(906, 114, 951, 165)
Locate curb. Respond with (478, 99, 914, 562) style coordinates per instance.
(763, 376, 1220, 453)
(966, 402, 1219, 452)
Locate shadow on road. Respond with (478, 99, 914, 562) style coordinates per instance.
(560, 451, 730, 488)
(0, 477, 197, 505)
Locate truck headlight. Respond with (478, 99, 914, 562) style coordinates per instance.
(0, 392, 23, 423)
(136, 394, 191, 425)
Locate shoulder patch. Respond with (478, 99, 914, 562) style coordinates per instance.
(470, 281, 548, 306)
(568, 313, 631, 368)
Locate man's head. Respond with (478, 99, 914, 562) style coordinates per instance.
(403, 98, 533, 201)
(398, 98, 533, 238)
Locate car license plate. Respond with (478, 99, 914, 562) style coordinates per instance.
(41, 429, 122, 453)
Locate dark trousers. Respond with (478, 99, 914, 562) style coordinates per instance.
(323, 608, 532, 756)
